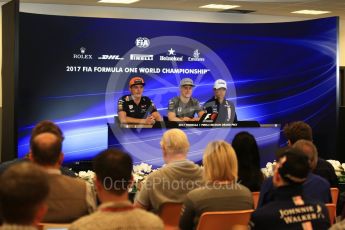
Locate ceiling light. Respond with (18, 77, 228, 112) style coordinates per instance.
(98, 0, 140, 4)
(199, 4, 240, 10)
(291, 10, 330, 15)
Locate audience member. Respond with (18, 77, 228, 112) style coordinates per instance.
(258, 146, 331, 208)
(30, 120, 65, 143)
(282, 121, 313, 146)
(331, 221, 345, 229)
(70, 149, 163, 230)
(30, 120, 76, 177)
(0, 120, 76, 177)
(278, 121, 338, 187)
(179, 141, 253, 230)
(330, 213, 345, 229)
(293, 140, 320, 175)
(250, 149, 330, 229)
(135, 129, 203, 213)
(232, 131, 264, 191)
(30, 131, 96, 222)
(0, 162, 50, 230)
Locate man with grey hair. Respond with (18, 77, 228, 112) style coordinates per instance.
(293, 139, 340, 211)
(168, 78, 204, 121)
(134, 129, 203, 213)
(292, 139, 338, 188)
(293, 140, 319, 171)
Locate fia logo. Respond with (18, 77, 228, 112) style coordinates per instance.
(135, 37, 150, 48)
(129, 105, 133, 109)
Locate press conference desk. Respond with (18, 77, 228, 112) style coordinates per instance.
(108, 122, 281, 167)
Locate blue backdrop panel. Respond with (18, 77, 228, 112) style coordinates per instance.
(18, 14, 338, 164)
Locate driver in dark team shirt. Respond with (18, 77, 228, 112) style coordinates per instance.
(203, 79, 237, 123)
(117, 76, 162, 125)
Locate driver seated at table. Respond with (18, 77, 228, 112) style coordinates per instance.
(167, 78, 204, 122)
(117, 76, 162, 125)
(203, 79, 237, 123)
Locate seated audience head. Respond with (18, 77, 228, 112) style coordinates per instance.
(293, 139, 318, 171)
(160, 129, 190, 163)
(93, 148, 133, 200)
(203, 140, 238, 183)
(283, 121, 312, 146)
(0, 162, 49, 226)
(232, 131, 261, 170)
(232, 131, 263, 191)
(71, 148, 164, 230)
(30, 120, 64, 146)
(29, 131, 63, 167)
(273, 149, 310, 187)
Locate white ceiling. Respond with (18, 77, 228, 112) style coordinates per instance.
(1, 0, 345, 19)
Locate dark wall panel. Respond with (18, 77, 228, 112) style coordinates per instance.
(338, 67, 345, 162)
(340, 67, 345, 107)
(1, 0, 19, 162)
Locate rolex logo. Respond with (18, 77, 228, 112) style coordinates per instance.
(73, 47, 92, 59)
(80, 47, 86, 54)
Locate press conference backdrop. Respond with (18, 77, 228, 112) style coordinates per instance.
(17, 14, 338, 165)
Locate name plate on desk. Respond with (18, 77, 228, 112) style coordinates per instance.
(175, 122, 258, 128)
(120, 124, 153, 128)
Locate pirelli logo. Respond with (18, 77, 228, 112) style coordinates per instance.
(130, 54, 154, 61)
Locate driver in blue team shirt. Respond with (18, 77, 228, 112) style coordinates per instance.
(203, 79, 237, 123)
(117, 76, 162, 125)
